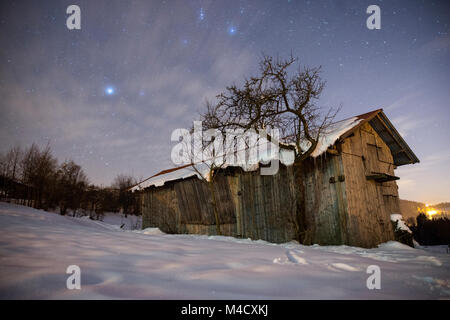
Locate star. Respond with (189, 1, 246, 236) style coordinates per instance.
(105, 86, 115, 95)
(228, 25, 237, 35)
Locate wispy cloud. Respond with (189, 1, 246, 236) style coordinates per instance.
(384, 92, 421, 112)
(391, 114, 428, 137)
(0, 1, 256, 185)
(417, 34, 450, 57)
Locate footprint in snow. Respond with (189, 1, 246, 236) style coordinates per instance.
(272, 250, 308, 265)
(280, 250, 309, 265)
(328, 263, 359, 272)
(415, 256, 442, 267)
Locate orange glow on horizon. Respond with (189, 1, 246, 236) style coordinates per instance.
(418, 205, 445, 220)
(426, 209, 438, 219)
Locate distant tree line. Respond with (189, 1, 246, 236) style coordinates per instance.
(408, 213, 450, 246)
(0, 143, 140, 218)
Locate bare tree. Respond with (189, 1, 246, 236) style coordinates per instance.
(0, 153, 4, 177)
(20, 143, 57, 209)
(1, 143, 93, 214)
(56, 160, 89, 215)
(112, 174, 137, 217)
(112, 174, 136, 190)
(0, 145, 22, 181)
(0, 146, 23, 202)
(200, 54, 339, 243)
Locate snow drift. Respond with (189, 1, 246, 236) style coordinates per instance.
(0, 202, 448, 299)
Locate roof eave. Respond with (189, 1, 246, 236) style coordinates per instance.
(375, 111, 420, 166)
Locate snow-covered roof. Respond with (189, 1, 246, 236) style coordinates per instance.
(299, 116, 362, 157)
(130, 109, 418, 191)
(130, 145, 298, 191)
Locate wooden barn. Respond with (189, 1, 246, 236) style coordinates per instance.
(131, 109, 419, 248)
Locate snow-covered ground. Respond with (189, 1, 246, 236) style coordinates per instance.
(0, 202, 449, 299)
(80, 211, 142, 231)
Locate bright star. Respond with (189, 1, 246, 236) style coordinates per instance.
(105, 86, 115, 95)
(199, 8, 205, 21)
(228, 26, 237, 35)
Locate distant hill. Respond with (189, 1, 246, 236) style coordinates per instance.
(399, 199, 425, 220)
(399, 200, 450, 221)
(434, 202, 450, 210)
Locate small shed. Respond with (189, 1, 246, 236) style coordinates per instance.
(132, 109, 419, 248)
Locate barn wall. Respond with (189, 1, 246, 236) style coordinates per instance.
(230, 166, 298, 243)
(140, 165, 298, 243)
(140, 184, 181, 234)
(141, 174, 236, 234)
(340, 122, 396, 247)
(303, 154, 347, 245)
(174, 174, 236, 226)
(181, 223, 237, 236)
(139, 122, 399, 247)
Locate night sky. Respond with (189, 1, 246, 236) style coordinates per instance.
(1, 0, 449, 203)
